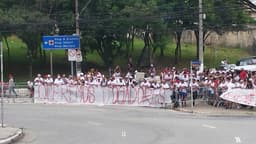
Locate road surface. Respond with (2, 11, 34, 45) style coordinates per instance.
(3, 104, 256, 144)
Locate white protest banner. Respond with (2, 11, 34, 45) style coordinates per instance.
(220, 88, 256, 107)
(34, 85, 172, 107)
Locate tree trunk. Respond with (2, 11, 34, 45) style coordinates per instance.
(175, 42, 178, 64)
(160, 47, 164, 57)
(195, 30, 210, 59)
(137, 27, 150, 67)
(194, 30, 199, 59)
(131, 26, 135, 51)
(174, 31, 182, 64)
(160, 35, 164, 57)
(178, 32, 182, 59)
(126, 32, 132, 58)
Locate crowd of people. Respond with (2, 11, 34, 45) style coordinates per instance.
(29, 62, 256, 108)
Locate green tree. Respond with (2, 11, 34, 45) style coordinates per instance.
(159, 0, 193, 64)
(0, 0, 54, 77)
(193, 0, 252, 59)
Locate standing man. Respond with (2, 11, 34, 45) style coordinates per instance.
(191, 79, 199, 106)
(8, 74, 18, 97)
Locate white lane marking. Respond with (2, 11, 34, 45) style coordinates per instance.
(121, 130, 127, 137)
(202, 124, 216, 129)
(235, 137, 242, 143)
(97, 104, 105, 107)
(87, 121, 103, 126)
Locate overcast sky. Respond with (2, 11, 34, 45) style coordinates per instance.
(250, 0, 256, 4)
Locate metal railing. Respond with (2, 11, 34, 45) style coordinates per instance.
(1, 82, 31, 98)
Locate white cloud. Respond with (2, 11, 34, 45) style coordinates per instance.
(250, 0, 256, 4)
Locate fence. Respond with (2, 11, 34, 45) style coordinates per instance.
(0, 82, 31, 98)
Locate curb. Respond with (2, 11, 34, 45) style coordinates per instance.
(174, 108, 194, 114)
(174, 107, 256, 117)
(0, 128, 24, 144)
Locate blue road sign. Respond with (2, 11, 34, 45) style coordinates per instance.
(42, 35, 80, 50)
(191, 60, 201, 65)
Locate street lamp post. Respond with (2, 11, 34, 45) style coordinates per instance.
(75, 0, 82, 75)
(0, 41, 4, 128)
(199, 0, 204, 72)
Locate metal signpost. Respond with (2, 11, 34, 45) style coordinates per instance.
(42, 35, 80, 76)
(68, 49, 77, 76)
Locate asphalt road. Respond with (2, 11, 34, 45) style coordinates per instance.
(3, 104, 256, 144)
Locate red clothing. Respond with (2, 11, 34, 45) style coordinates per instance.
(239, 70, 247, 80)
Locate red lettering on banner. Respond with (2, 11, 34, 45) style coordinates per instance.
(158, 89, 166, 105)
(87, 85, 96, 103)
(136, 87, 146, 104)
(54, 85, 63, 102)
(112, 86, 128, 104)
(65, 85, 75, 102)
(139, 87, 153, 105)
(34, 85, 170, 107)
(111, 86, 118, 104)
(221, 89, 256, 106)
(44, 85, 50, 100)
(127, 86, 137, 104)
(78, 85, 96, 104)
(36, 85, 42, 99)
(244, 94, 253, 105)
(77, 85, 85, 103)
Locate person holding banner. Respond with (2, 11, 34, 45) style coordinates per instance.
(113, 65, 121, 78)
(34, 74, 44, 86)
(54, 74, 65, 85)
(44, 74, 53, 85)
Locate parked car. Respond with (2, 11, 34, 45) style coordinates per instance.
(233, 56, 256, 71)
(219, 63, 236, 71)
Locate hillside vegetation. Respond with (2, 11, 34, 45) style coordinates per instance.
(2, 36, 253, 81)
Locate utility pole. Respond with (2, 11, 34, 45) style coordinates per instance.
(0, 42, 4, 128)
(199, 0, 204, 72)
(75, 0, 81, 75)
(75, 0, 79, 39)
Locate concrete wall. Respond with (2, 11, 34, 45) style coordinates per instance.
(181, 30, 256, 48)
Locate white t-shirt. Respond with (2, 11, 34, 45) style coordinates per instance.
(163, 73, 173, 81)
(178, 82, 188, 93)
(54, 78, 65, 85)
(140, 81, 151, 88)
(226, 81, 235, 90)
(162, 83, 170, 89)
(45, 78, 53, 85)
(152, 82, 160, 89)
(191, 82, 199, 92)
(34, 77, 44, 85)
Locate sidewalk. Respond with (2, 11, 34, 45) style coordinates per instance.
(175, 102, 256, 117)
(0, 127, 23, 144)
(2, 98, 33, 104)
